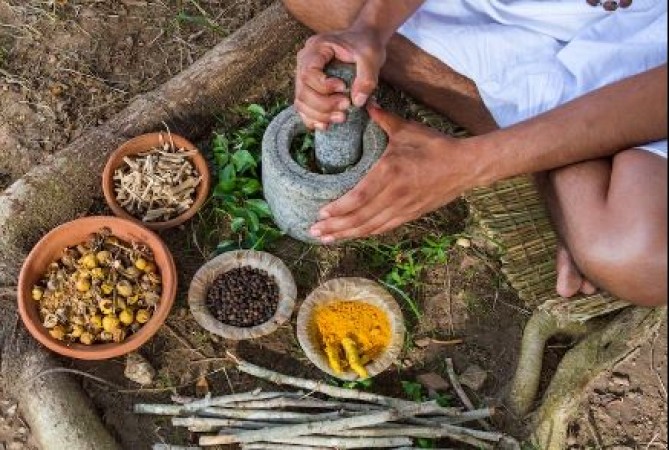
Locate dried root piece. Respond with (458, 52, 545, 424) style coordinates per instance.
(113, 133, 202, 222)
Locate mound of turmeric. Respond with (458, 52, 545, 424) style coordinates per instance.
(312, 301, 391, 378)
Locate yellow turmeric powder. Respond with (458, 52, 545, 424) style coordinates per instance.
(312, 301, 391, 376)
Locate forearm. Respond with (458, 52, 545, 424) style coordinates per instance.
(471, 64, 667, 185)
(350, 0, 425, 44)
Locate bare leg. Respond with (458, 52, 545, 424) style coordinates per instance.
(282, 0, 668, 306)
(546, 150, 667, 306)
(281, 0, 498, 134)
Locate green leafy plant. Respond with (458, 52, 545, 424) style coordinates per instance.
(356, 234, 454, 320)
(211, 103, 286, 252)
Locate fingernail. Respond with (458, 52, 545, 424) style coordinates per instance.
(353, 93, 368, 107)
(321, 236, 335, 244)
(338, 99, 350, 110)
(314, 122, 327, 131)
(319, 210, 330, 220)
(310, 227, 322, 237)
(331, 112, 346, 123)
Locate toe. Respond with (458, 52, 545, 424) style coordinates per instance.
(556, 245, 583, 298)
(579, 279, 598, 295)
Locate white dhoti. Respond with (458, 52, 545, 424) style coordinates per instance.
(398, 0, 667, 157)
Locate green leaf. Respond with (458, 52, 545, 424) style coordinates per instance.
(401, 380, 425, 403)
(216, 240, 239, 254)
(232, 149, 257, 173)
(217, 164, 237, 192)
(245, 199, 272, 219)
(246, 104, 266, 119)
(244, 210, 260, 233)
(239, 178, 262, 196)
(230, 216, 246, 233)
(417, 438, 435, 448)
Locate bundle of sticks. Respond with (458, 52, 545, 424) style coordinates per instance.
(137, 356, 520, 450)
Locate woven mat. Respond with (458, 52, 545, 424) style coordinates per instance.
(465, 175, 629, 322)
(407, 99, 629, 322)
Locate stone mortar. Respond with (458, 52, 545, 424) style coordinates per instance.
(314, 62, 365, 173)
(262, 106, 387, 243)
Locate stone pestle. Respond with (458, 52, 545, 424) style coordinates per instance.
(314, 61, 365, 173)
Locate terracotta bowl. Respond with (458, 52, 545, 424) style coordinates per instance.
(102, 132, 211, 231)
(296, 277, 405, 380)
(188, 250, 297, 340)
(17, 216, 177, 360)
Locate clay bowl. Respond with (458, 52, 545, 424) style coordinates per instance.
(188, 250, 297, 340)
(296, 277, 406, 380)
(18, 216, 177, 360)
(102, 132, 211, 231)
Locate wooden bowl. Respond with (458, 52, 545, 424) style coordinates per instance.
(102, 132, 211, 231)
(296, 277, 405, 380)
(188, 250, 297, 340)
(17, 216, 177, 360)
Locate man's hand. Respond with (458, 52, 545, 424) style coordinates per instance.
(295, 30, 386, 130)
(309, 104, 481, 243)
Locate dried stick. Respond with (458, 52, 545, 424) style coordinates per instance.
(181, 391, 303, 410)
(231, 354, 458, 414)
(242, 445, 331, 450)
(234, 436, 413, 448)
(444, 358, 490, 431)
(172, 418, 278, 430)
(152, 445, 202, 450)
(137, 404, 351, 422)
(225, 397, 381, 411)
(199, 403, 439, 446)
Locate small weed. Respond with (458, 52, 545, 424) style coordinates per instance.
(211, 102, 286, 252)
(400, 380, 453, 448)
(355, 234, 454, 322)
(327, 377, 373, 391)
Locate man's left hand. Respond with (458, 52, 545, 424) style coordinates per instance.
(309, 104, 481, 243)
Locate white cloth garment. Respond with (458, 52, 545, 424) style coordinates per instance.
(398, 0, 667, 158)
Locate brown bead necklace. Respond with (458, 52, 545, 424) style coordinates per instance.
(586, 0, 633, 11)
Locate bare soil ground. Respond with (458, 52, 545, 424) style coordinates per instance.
(1, 1, 667, 449)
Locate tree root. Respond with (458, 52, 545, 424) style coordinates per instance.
(506, 308, 591, 417)
(529, 306, 665, 450)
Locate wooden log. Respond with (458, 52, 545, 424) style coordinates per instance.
(0, 292, 121, 450)
(0, 1, 308, 284)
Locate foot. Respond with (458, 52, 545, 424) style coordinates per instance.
(555, 244, 598, 297)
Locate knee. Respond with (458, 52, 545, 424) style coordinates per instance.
(571, 223, 667, 307)
(281, 0, 362, 31)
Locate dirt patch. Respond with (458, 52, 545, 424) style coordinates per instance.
(0, 0, 271, 187)
(569, 321, 668, 449)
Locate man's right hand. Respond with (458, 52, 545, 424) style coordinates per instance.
(295, 29, 386, 130)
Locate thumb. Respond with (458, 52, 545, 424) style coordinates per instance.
(351, 56, 379, 107)
(367, 103, 403, 135)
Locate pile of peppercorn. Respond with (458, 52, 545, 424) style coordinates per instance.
(205, 266, 280, 327)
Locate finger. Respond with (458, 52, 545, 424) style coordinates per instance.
(310, 187, 393, 237)
(298, 112, 327, 131)
(300, 67, 347, 95)
(295, 83, 350, 114)
(318, 164, 387, 219)
(351, 56, 378, 107)
(319, 204, 399, 242)
(295, 99, 340, 125)
(367, 103, 405, 135)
